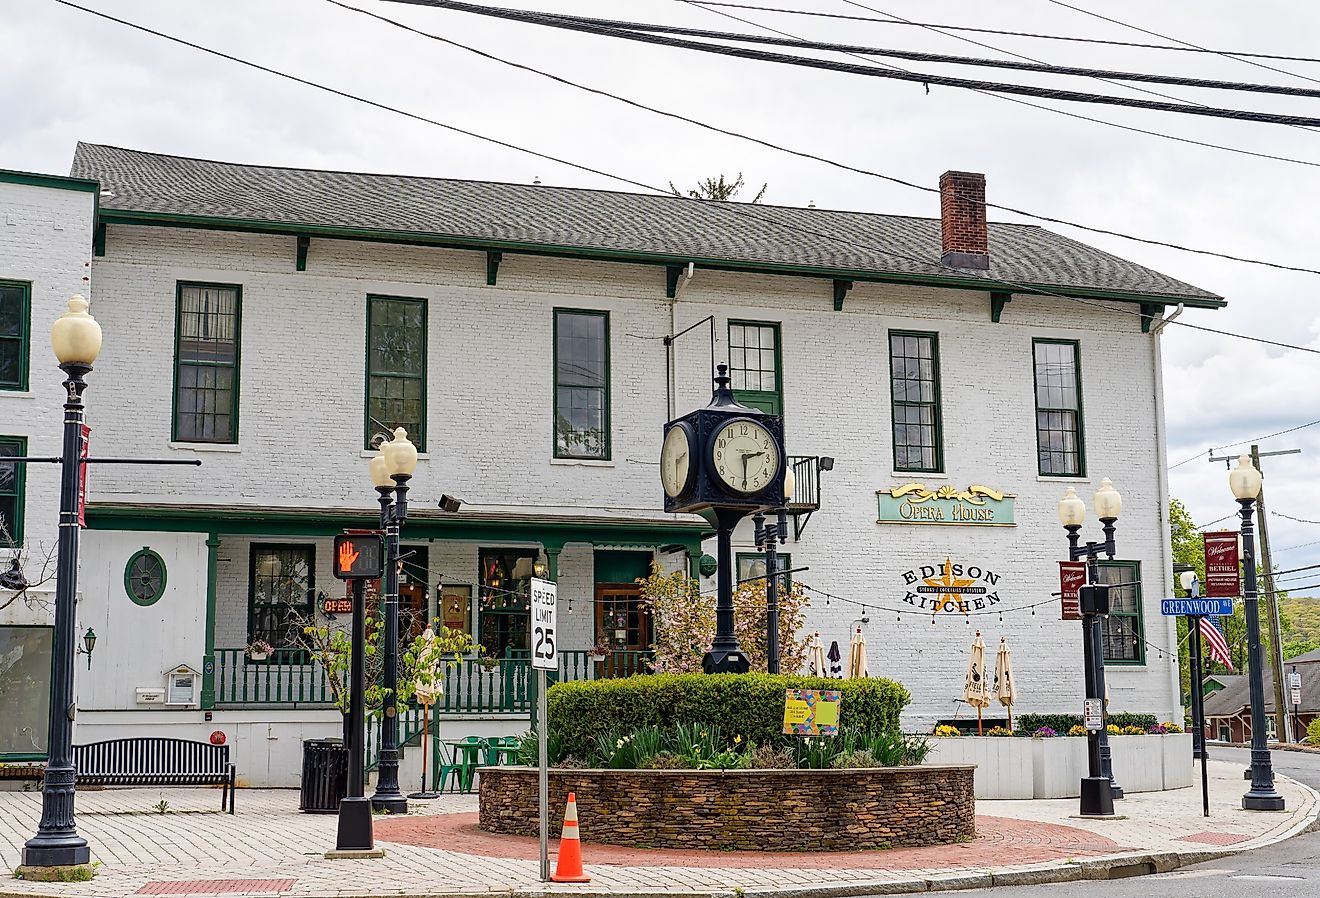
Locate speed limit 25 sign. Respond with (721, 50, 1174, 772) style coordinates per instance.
(530, 577, 557, 670)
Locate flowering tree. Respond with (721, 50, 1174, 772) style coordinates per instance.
(638, 562, 811, 674)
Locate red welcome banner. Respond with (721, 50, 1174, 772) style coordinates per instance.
(77, 424, 90, 528)
(1203, 530, 1241, 598)
(1059, 561, 1086, 621)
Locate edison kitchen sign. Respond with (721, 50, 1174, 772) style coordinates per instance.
(877, 483, 1016, 526)
(902, 558, 1004, 615)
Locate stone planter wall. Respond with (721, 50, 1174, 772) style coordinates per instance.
(479, 765, 975, 850)
(924, 733, 1192, 799)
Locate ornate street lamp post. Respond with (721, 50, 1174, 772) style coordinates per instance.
(751, 467, 795, 674)
(1057, 479, 1125, 817)
(1230, 454, 1286, 811)
(368, 427, 417, 814)
(21, 297, 102, 872)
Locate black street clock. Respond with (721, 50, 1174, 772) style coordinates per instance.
(660, 364, 787, 674)
(661, 365, 786, 514)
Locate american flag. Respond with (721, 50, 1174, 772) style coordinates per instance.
(1199, 616, 1234, 671)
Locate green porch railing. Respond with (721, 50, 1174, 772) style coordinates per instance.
(213, 648, 334, 706)
(213, 647, 654, 710)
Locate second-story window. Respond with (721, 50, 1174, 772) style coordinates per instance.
(728, 321, 782, 414)
(1034, 339, 1085, 476)
(366, 296, 427, 450)
(554, 309, 609, 459)
(174, 283, 241, 444)
(0, 437, 26, 544)
(888, 331, 942, 472)
(0, 281, 30, 392)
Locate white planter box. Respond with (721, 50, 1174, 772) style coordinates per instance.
(923, 733, 1192, 799)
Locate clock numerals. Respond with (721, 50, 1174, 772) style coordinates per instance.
(710, 418, 780, 497)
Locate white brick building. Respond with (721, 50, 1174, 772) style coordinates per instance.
(10, 144, 1226, 784)
(0, 169, 97, 760)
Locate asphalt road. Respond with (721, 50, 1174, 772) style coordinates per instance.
(981, 746, 1320, 897)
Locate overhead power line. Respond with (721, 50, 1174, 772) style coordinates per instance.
(1167, 419, 1320, 470)
(1044, 0, 1320, 87)
(49, 0, 1320, 360)
(326, 0, 1320, 278)
(601, 10, 1320, 99)
(689, 2, 1320, 65)
(683, 2, 1320, 171)
(387, 1, 1320, 128)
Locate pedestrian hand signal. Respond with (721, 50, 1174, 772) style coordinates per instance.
(333, 534, 383, 580)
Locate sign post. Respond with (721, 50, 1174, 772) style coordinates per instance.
(1170, 571, 1211, 817)
(331, 533, 384, 855)
(530, 577, 557, 882)
(1291, 667, 1303, 743)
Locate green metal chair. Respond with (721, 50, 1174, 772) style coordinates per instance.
(488, 735, 522, 766)
(452, 736, 487, 792)
(430, 738, 464, 794)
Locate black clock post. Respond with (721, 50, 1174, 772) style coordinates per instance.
(660, 365, 786, 675)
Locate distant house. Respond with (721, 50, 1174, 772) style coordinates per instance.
(1203, 673, 1244, 696)
(1203, 649, 1319, 743)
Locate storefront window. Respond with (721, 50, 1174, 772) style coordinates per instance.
(0, 626, 52, 757)
(478, 548, 537, 658)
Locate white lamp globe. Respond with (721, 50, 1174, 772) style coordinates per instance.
(1057, 486, 1086, 527)
(783, 466, 796, 502)
(1179, 570, 1198, 592)
(369, 451, 393, 489)
(50, 295, 102, 366)
(1093, 478, 1122, 520)
(384, 427, 419, 476)
(1229, 454, 1263, 501)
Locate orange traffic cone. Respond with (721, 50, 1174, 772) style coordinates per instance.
(550, 792, 591, 883)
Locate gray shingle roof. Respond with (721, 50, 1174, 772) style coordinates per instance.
(71, 143, 1222, 304)
(1203, 659, 1320, 716)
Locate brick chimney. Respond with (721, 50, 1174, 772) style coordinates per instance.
(939, 171, 989, 270)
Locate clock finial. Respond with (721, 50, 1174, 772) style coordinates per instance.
(710, 363, 751, 410)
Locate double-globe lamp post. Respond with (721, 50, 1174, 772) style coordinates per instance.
(1230, 454, 1285, 811)
(1057, 478, 1125, 817)
(22, 297, 102, 872)
(368, 427, 418, 814)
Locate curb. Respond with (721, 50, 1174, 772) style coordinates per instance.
(4, 777, 1318, 898)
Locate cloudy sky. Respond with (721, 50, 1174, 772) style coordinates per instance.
(6, 0, 1320, 583)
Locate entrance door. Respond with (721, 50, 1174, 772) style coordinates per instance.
(595, 584, 651, 677)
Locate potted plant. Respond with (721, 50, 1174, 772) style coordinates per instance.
(588, 638, 611, 660)
(244, 639, 274, 661)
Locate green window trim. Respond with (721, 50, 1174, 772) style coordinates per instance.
(553, 309, 611, 460)
(247, 543, 315, 654)
(364, 295, 428, 451)
(172, 282, 242, 444)
(1033, 338, 1086, 478)
(1096, 560, 1144, 665)
(0, 436, 27, 545)
(728, 320, 783, 415)
(736, 551, 793, 594)
(888, 330, 943, 473)
(124, 547, 168, 606)
(0, 281, 31, 392)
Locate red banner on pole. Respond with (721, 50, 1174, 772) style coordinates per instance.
(1203, 530, 1240, 598)
(78, 424, 90, 528)
(1059, 561, 1086, 620)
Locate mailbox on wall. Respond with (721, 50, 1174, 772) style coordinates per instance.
(165, 664, 201, 707)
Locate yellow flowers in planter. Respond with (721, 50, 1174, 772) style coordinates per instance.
(934, 725, 962, 737)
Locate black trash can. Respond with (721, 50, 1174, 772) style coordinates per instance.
(299, 738, 348, 813)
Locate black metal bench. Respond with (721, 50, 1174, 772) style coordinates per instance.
(73, 738, 236, 814)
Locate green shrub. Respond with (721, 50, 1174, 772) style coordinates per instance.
(1016, 711, 1157, 736)
(1307, 716, 1320, 745)
(547, 672, 909, 760)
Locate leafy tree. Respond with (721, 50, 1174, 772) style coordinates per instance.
(638, 562, 809, 674)
(669, 172, 767, 203)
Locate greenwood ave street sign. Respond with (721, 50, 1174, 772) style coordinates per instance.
(1161, 598, 1235, 616)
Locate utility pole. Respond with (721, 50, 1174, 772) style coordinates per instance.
(1211, 446, 1298, 743)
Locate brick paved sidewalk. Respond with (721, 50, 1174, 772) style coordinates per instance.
(0, 760, 1315, 898)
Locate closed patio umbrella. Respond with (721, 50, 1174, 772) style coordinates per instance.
(827, 640, 843, 679)
(847, 626, 869, 679)
(994, 637, 1016, 732)
(807, 631, 827, 677)
(964, 630, 991, 735)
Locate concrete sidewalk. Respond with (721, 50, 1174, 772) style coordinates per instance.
(1, 760, 1316, 898)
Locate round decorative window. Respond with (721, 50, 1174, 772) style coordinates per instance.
(125, 548, 167, 606)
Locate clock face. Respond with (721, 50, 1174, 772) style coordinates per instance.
(711, 418, 780, 496)
(660, 423, 694, 498)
